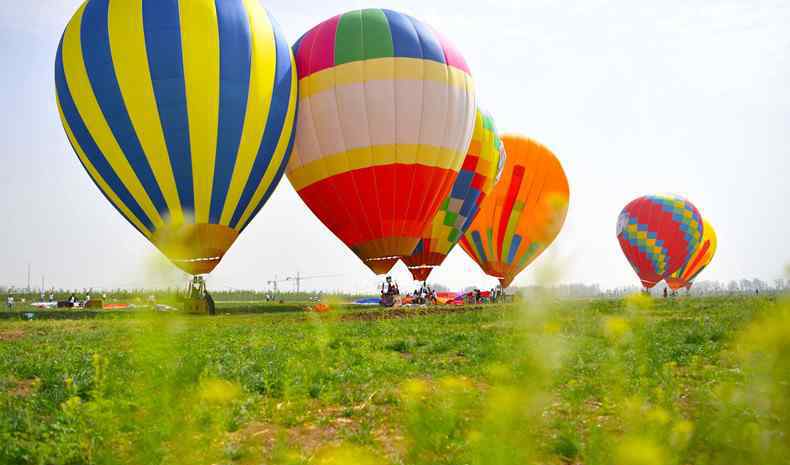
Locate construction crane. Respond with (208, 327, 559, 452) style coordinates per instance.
(267, 272, 344, 293)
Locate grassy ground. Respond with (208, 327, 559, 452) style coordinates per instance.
(0, 295, 788, 465)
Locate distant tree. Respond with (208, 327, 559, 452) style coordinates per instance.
(430, 282, 449, 292)
(774, 279, 785, 291)
(727, 281, 740, 293)
(739, 279, 753, 292)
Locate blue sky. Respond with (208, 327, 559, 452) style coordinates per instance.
(1, 0, 788, 292)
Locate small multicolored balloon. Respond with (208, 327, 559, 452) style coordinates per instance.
(616, 194, 703, 288)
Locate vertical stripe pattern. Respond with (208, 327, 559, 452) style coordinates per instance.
(459, 136, 569, 287)
(666, 218, 716, 290)
(401, 109, 506, 281)
(55, 0, 297, 275)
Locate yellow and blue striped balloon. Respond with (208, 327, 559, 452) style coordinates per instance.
(55, 0, 297, 275)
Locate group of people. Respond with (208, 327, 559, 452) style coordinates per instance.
(380, 277, 507, 306)
(381, 276, 400, 296)
(380, 277, 437, 304)
(412, 282, 437, 305)
(470, 287, 505, 304)
(4, 291, 101, 310)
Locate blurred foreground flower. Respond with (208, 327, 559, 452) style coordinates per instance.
(604, 316, 631, 342)
(313, 444, 380, 465)
(616, 437, 667, 465)
(624, 292, 654, 311)
(735, 304, 790, 432)
(670, 420, 694, 448)
(400, 378, 429, 403)
(198, 378, 242, 404)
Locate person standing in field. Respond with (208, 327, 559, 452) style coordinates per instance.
(381, 276, 399, 296)
(6, 294, 13, 310)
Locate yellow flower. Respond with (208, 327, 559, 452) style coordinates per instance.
(543, 321, 561, 334)
(615, 437, 667, 465)
(401, 378, 428, 402)
(604, 316, 631, 342)
(61, 396, 83, 416)
(624, 292, 654, 311)
(439, 376, 472, 394)
(670, 420, 694, 448)
(484, 363, 512, 383)
(646, 407, 670, 425)
(485, 386, 523, 418)
(313, 444, 379, 465)
(198, 379, 242, 404)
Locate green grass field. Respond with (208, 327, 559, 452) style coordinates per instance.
(1, 295, 788, 465)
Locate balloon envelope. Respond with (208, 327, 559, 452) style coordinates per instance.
(55, 0, 297, 275)
(665, 218, 717, 290)
(286, 8, 476, 274)
(616, 194, 703, 288)
(401, 109, 506, 281)
(459, 135, 569, 287)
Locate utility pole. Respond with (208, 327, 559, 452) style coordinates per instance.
(271, 272, 342, 295)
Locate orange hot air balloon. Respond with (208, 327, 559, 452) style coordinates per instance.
(286, 9, 477, 275)
(458, 135, 569, 287)
(401, 109, 506, 281)
(665, 218, 717, 290)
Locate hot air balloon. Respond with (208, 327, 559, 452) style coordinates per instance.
(55, 0, 297, 276)
(286, 9, 476, 274)
(616, 194, 703, 289)
(459, 135, 569, 287)
(665, 218, 717, 290)
(401, 109, 506, 281)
